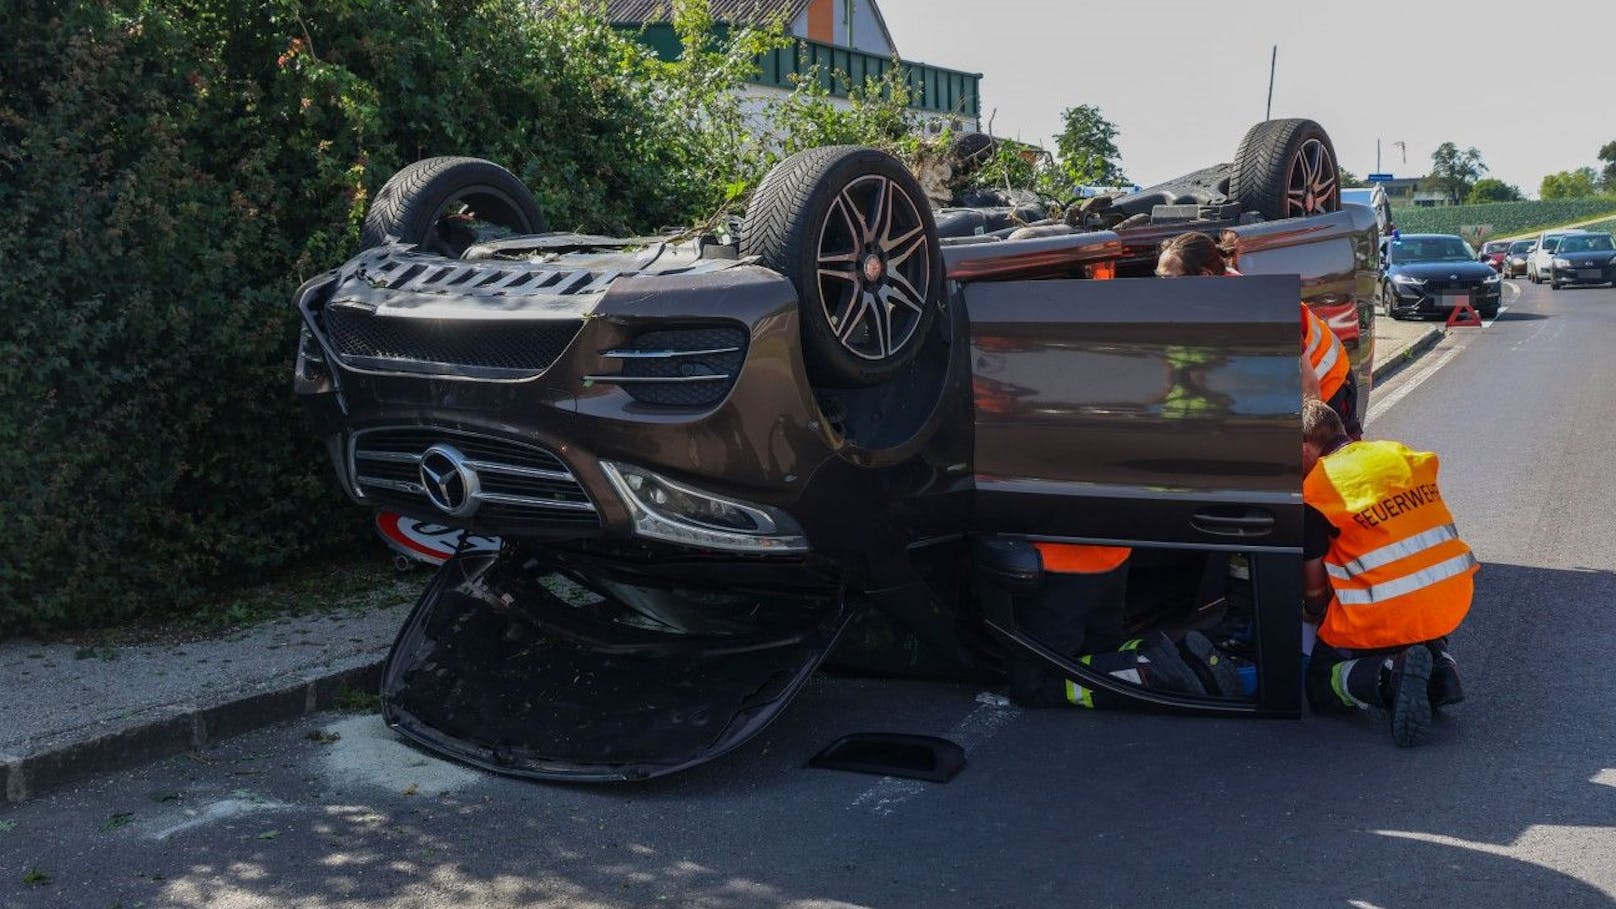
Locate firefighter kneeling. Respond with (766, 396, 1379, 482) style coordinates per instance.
(1301, 399, 1476, 746)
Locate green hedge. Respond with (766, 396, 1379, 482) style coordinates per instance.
(1392, 198, 1616, 238)
(0, 1, 743, 634)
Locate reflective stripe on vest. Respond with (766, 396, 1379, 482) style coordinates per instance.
(1326, 523, 1461, 581)
(1304, 440, 1476, 650)
(1333, 551, 1480, 605)
(1302, 306, 1349, 401)
(1034, 543, 1132, 574)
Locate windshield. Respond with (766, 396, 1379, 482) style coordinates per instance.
(1542, 238, 1561, 252)
(1389, 237, 1475, 263)
(1483, 241, 1510, 253)
(1557, 234, 1615, 253)
(1509, 241, 1534, 254)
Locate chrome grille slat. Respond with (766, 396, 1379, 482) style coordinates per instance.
(357, 476, 425, 495)
(461, 459, 576, 482)
(349, 427, 599, 528)
(602, 346, 743, 359)
(473, 492, 598, 511)
(585, 374, 732, 385)
(355, 450, 422, 464)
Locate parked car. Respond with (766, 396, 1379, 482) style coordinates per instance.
(1477, 239, 1512, 271)
(1503, 239, 1535, 278)
(1341, 185, 1393, 237)
(1545, 231, 1616, 289)
(294, 119, 1378, 782)
(1380, 233, 1502, 320)
(1527, 229, 1583, 283)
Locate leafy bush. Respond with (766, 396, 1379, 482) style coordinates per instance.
(0, 0, 802, 634)
(1391, 199, 1616, 238)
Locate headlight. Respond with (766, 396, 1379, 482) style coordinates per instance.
(600, 461, 809, 553)
(1484, 271, 1501, 283)
(1391, 273, 1426, 286)
(1554, 257, 1572, 269)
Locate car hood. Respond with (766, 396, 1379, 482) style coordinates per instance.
(381, 551, 855, 782)
(1553, 251, 1616, 265)
(1388, 261, 1497, 281)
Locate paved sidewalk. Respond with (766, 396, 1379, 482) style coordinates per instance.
(1371, 314, 1443, 384)
(0, 314, 1447, 804)
(1, 599, 413, 803)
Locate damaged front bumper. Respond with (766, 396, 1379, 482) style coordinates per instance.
(382, 549, 857, 782)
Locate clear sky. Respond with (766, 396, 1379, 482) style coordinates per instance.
(877, 0, 1613, 198)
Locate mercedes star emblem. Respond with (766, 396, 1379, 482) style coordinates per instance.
(419, 444, 481, 518)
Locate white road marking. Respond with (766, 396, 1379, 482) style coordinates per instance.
(1366, 344, 1464, 424)
(848, 691, 1017, 816)
(144, 796, 293, 841)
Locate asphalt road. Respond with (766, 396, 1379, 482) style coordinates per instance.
(4, 278, 1615, 909)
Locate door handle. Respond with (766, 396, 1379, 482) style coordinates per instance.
(1191, 507, 1276, 538)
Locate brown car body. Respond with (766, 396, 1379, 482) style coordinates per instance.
(294, 201, 1379, 781)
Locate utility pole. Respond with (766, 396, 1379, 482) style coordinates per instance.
(1265, 46, 1277, 121)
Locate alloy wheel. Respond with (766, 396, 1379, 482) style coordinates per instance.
(1285, 138, 1338, 218)
(814, 175, 933, 362)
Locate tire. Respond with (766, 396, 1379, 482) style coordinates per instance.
(1479, 305, 1499, 318)
(950, 132, 997, 178)
(742, 146, 943, 387)
(1551, 279, 1561, 290)
(361, 157, 546, 257)
(1228, 118, 1341, 221)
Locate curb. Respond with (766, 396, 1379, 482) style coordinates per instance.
(1, 660, 384, 804)
(1372, 325, 1444, 385)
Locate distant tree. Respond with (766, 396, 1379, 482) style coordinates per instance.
(1427, 142, 1488, 204)
(1053, 104, 1127, 187)
(1465, 178, 1522, 203)
(1599, 141, 1616, 191)
(1540, 167, 1599, 200)
(1338, 167, 1367, 188)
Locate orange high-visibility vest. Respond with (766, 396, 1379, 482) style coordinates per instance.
(1034, 543, 1132, 574)
(1302, 305, 1350, 402)
(1305, 440, 1477, 649)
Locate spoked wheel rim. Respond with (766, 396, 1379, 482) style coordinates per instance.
(814, 175, 933, 362)
(1285, 138, 1338, 218)
(426, 186, 535, 258)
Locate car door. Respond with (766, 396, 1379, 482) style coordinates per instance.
(963, 272, 1305, 714)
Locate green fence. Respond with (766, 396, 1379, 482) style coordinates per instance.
(631, 25, 980, 118)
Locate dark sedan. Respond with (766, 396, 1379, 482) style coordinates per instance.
(1504, 239, 1535, 278)
(1381, 233, 1502, 319)
(1547, 232, 1616, 289)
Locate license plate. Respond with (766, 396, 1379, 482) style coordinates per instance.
(1579, 269, 1603, 279)
(1438, 292, 1471, 309)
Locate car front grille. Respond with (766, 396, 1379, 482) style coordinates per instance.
(322, 304, 583, 378)
(587, 326, 749, 408)
(350, 427, 599, 532)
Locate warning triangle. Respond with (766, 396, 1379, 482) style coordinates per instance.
(1446, 301, 1483, 328)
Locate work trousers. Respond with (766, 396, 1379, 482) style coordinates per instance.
(1006, 565, 1129, 708)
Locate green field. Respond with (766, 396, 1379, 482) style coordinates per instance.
(1391, 198, 1616, 238)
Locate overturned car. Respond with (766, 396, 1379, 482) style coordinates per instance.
(294, 119, 1378, 781)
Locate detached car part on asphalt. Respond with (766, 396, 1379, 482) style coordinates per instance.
(294, 118, 1379, 782)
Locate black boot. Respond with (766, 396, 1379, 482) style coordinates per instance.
(1137, 632, 1208, 696)
(1179, 631, 1246, 698)
(1386, 646, 1434, 748)
(1426, 640, 1465, 708)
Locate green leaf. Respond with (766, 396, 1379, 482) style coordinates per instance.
(102, 812, 135, 831)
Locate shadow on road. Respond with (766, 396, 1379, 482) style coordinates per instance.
(3, 566, 1613, 908)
